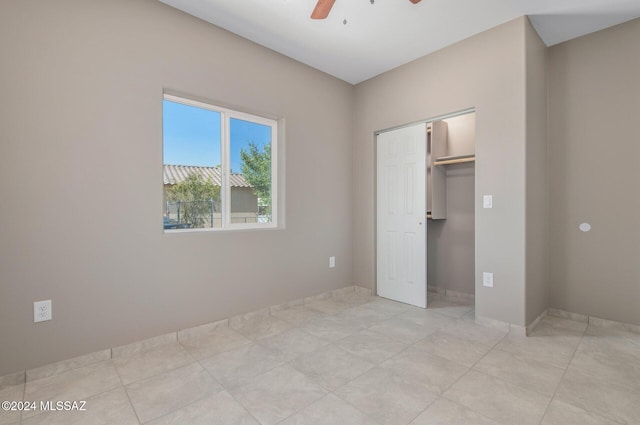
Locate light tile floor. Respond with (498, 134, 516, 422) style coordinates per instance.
(3, 294, 640, 425)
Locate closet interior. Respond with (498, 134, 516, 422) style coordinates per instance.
(426, 112, 476, 302)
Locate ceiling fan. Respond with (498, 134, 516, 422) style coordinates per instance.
(311, 0, 422, 20)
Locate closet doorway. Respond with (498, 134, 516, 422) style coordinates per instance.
(376, 111, 476, 308)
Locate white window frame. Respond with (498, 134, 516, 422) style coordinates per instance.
(163, 93, 278, 232)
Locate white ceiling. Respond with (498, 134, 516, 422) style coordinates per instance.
(158, 0, 640, 84)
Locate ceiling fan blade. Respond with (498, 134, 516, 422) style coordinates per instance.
(311, 0, 336, 19)
(409, 0, 422, 3)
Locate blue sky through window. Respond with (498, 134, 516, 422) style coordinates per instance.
(163, 100, 271, 173)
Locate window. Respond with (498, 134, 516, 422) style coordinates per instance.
(163, 94, 278, 231)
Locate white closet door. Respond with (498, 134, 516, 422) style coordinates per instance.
(376, 123, 427, 308)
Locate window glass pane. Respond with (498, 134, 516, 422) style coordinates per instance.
(163, 99, 222, 230)
(229, 117, 272, 224)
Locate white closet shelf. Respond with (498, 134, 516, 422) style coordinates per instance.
(433, 154, 475, 166)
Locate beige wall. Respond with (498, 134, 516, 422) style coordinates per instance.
(3, 0, 637, 376)
(524, 20, 549, 324)
(548, 18, 640, 325)
(0, 0, 354, 375)
(354, 18, 529, 326)
(428, 113, 476, 296)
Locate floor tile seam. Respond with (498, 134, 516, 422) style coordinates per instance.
(461, 327, 508, 370)
(285, 344, 376, 393)
(17, 380, 26, 424)
(116, 341, 194, 358)
(364, 313, 403, 329)
(112, 357, 128, 389)
(335, 336, 411, 365)
(20, 380, 127, 424)
(227, 389, 263, 425)
(195, 356, 224, 387)
(464, 367, 554, 398)
(327, 389, 386, 425)
(428, 307, 474, 320)
(538, 328, 593, 425)
(369, 318, 443, 344)
(269, 393, 329, 425)
(541, 320, 589, 334)
(394, 315, 474, 356)
(390, 316, 456, 354)
(274, 306, 329, 322)
(281, 340, 341, 367)
(544, 395, 628, 425)
(432, 326, 499, 350)
(122, 360, 223, 398)
(150, 390, 221, 424)
(358, 305, 410, 318)
(469, 359, 566, 400)
(229, 292, 349, 332)
(272, 315, 315, 328)
(436, 329, 510, 416)
(128, 361, 227, 423)
(269, 389, 329, 425)
(175, 322, 236, 348)
(422, 396, 511, 425)
(142, 389, 253, 425)
(570, 343, 640, 378)
(22, 360, 122, 398)
(22, 358, 117, 391)
(234, 328, 283, 343)
(249, 357, 334, 424)
(572, 328, 640, 362)
(357, 323, 419, 347)
(579, 328, 640, 344)
(266, 326, 324, 347)
(480, 345, 569, 372)
(373, 348, 469, 401)
(535, 323, 589, 425)
(114, 349, 201, 388)
(194, 357, 248, 407)
(305, 305, 349, 316)
(442, 368, 552, 425)
(120, 360, 207, 390)
(493, 341, 577, 369)
(230, 390, 268, 425)
(560, 357, 640, 392)
(391, 315, 450, 331)
(119, 379, 143, 425)
(177, 333, 254, 361)
(404, 345, 477, 377)
(404, 339, 478, 396)
(403, 396, 440, 425)
(204, 355, 288, 394)
(427, 301, 475, 317)
(371, 328, 429, 365)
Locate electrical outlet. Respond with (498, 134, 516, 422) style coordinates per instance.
(329, 256, 336, 268)
(34, 300, 52, 323)
(482, 272, 494, 288)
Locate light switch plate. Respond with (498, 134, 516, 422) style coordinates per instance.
(329, 256, 335, 268)
(482, 272, 494, 288)
(483, 195, 493, 209)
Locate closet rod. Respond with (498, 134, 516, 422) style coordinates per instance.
(433, 156, 475, 166)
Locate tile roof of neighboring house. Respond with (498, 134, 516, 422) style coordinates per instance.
(163, 164, 252, 188)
